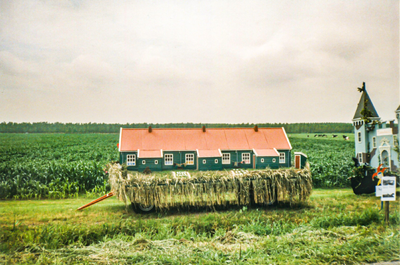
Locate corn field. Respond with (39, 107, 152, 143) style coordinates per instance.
(0, 133, 355, 199)
(289, 135, 355, 187)
(0, 134, 118, 199)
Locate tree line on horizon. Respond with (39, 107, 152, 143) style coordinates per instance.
(0, 122, 352, 134)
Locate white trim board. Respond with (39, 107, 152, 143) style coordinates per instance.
(377, 128, 393, 136)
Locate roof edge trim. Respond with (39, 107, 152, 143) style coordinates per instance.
(118, 127, 122, 152)
(252, 148, 258, 156)
(281, 127, 292, 150)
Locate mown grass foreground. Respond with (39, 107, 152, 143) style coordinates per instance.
(1, 188, 399, 264)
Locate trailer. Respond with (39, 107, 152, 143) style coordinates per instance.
(107, 163, 312, 213)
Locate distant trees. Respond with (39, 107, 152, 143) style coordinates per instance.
(0, 122, 353, 134)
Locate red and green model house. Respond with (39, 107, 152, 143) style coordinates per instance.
(118, 126, 293, 171)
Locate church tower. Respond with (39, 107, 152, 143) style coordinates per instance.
(352, 82, 380, 164)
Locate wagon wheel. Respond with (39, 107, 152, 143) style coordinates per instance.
(131, 202, 155, 213)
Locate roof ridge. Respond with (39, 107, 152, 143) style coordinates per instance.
(121, 127, 282, 130)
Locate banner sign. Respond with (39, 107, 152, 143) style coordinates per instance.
(381, 176, 396, 201)
(375, 186, 382, 197)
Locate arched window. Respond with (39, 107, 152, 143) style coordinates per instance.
(381, 150, 389, 167)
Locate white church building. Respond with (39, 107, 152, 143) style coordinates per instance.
(352, 82, 399, 172)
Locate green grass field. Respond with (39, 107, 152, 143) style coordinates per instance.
(1, 132, 399, 264)
(1, 188, 399, 264)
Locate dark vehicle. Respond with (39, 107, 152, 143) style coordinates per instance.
(350, 165, 378, 195)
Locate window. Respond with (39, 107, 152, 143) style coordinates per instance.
(261, 158, 265, 163)
(279, 153, 285, 163)
(372, 137, 376, 148)
(357, 132, 362, 143)
(242, 153, 251, 164)
(203, 159, 206, 164)
(142, 160, 146, 165)
(155, 160, 159, 165)
(381, 150, 389, 167)
(358, 153, 363, 163)
(215, 159, 218, 164)
(272, 158, 276, 163)
(164, 154, 173, 165)
(222, 153, 231, 164)
(185, 153, 194, 165)
(127, 154, 136, 166)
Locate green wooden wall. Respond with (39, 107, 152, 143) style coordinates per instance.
(137, 158, 162, 171)
(197, 157, 223, 171)
(277, 150, 291, 167)
(120, 149, 291, 171)
(161, 151, 197, 170)
(255, 156, 279, 169)
(220, 150, 254, 169)
(120, 151, 138, 171)
(297, 154, 307, 169)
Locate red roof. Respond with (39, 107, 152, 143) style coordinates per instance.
(197, 149, 222, 158)
(138, 150, 163, 158)
(119, 127, 291, 152)
(253, 148, 280, 157)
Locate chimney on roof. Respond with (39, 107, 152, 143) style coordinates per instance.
(148, 126, 152, 133)
(254, 125, 258, 132)
(202, 125, 206, 132)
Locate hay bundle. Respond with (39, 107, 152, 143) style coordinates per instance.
(107, 164, 312, 210)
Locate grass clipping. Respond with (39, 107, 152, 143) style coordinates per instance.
(108, 165, 312, 209)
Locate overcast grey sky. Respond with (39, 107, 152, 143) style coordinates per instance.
(0, 0, 398, 124)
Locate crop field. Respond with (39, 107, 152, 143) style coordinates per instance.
(289, 133, 355, 188)
(0, 132, 355, 200)
(1, 132, 399, 264)
(0, 133, 119, 199)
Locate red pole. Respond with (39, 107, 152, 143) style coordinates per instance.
(77, 191, 114, 211)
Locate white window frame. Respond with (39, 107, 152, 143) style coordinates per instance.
(154, 160, 159, 165)
(242, 153, 251, 164)
(164, 154, 173, 165)
(215, 159, 218, 164)
(358, 152, 363, 163)
(357, 132, 362, 143)
(185, 153, 194, 165)
(272, 158, 276, 163)
(261, 158, 265, 163)
(142, 160, 146, 165)
(127, 154, 136, 166)
(279, 153, 285, 164)
(372, 137, 376, 148)
(202, 159, 206, 164)
(222, 153, 231, 164)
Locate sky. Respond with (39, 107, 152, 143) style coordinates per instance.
(0, 0, 399, 124)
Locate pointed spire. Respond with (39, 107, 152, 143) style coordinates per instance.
(353, 82, 379, 121)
